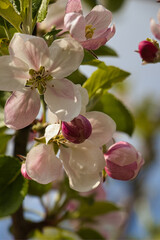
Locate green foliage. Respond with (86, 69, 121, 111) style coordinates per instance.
(0, 132, 12, 154)
(28, 180, 52, 197)
(83, 63, 130, 98)
(77, 228, 105, 240)
(102, 0, 126, 12)
(82, 0, 96, 8)
(67, 69, 87, 85)
(43, 27, 62, 46)
(36, 0, 50, 22)
(89, 91, 135, 136)
(31, 227, 82, 240)
(94, 45, 118, 57)
(0, 156, 28, 217)
(0, 0, 22, 32)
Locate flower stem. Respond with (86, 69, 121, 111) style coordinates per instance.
(40, 95, 46, 123)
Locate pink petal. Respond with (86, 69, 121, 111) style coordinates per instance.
(64, 13, 86, 41)
(81, 25, 115, 50)
(84, 111, 116, 147)
(65, 0, 82, 14)
(26, 144, 62, 184)
(48, 37, 84, 78)
(9, 33, 50, 70)
(85, 5, 112, 36)
(150, 18, 160, 40)
(105, 160, 137, 181)
(44, 79, 81, 121)
(4, 89, 40, 130)
(0, 56, 29, 91)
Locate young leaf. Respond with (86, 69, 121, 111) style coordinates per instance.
(0, 0, 22, 32)
(37, 0, 50, 23)
(94, 45, 118, 57)
(77, 228, 105, 240)
(0, 156, 28, 217)
(89, 91, 135, 136)
(68, 69, 87, 85)
(83, 64, 130, 98)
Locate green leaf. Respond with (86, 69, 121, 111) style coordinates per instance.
(77, 228, 105, 240)
(103, 0, 126, 12)
(82, 0, 96, 8)
(0, 0, 22, 32)
(76, 201, 119, 218)
(31, 227, 82, 240)
(67, 69, 87, 85)
(9, 0, 20, 13)
(83, 64, 130, 98)
(0, 156, 28, 217)
(32, 0, 42, 19)
(28, 180, 52, 197)
(94, 45, 118, 57)
(82, 49, 96, 64)
(89, 91, 135, 136)
(37, 0, 50, 22)
(0, 133, 12, 154)
(43, 27, 62, 46)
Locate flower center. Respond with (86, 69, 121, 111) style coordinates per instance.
(85, 25, 95, 39)
(25, 66, 53, 94)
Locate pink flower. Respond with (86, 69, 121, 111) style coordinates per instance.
(104, 141, 144, 181)
(62, 114, 92, 144)
(150, 9, 160, 40)
(64, 0, 115, 50)
(0, 33, 84, 129)
(138, 40, 159, 63)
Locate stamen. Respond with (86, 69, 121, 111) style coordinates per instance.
(85, 25, 96, 39)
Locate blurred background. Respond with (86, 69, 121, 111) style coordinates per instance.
(0, 0, 160, 239)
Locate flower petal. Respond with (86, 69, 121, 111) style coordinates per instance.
(65, 0, 82, 14)
(150, 18, 160, 40)
(0, 56, 29, 91)
(81, 25, 115, 50)
(4, 88, 40, 130)
(26, 144, 62, 184)
(64, 13, 86, 41)
(60, 141, 105, 192)
(77, 85, 89, 115)
(84, 111, 116, 147)
(47, 109, 59, 124)
(9, 33, 50, 70)
(45, 124, 60, 144)
(85, 5, 112, 36)
(48, 38, 84, 78)
(45, 79, 81, 121)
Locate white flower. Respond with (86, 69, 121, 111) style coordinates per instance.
(0, 33, 84, 129)
(26, 110, 116, 192)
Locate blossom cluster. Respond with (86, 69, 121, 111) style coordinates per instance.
(138, 9, 160, 63)
(0, 0, 144, 192)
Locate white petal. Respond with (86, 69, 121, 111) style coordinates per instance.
(45, 124, 60, 144)
(60, 141, 105, 192)
(4, 89, 40, 130)
(65, 0, 82, 14)
(44, 79, 81, 121)
(77, 85, 89, 114)
(150, 18, 160, 40)
(47, 109, 59, 124)
(9, 33, 50, 70)
(26, 144, 62, 184)
(0, 56, 29, 91)
(48, 38, 84, 78)
(84, 111, 116, 147)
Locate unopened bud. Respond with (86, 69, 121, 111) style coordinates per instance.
(138, 40, 159, 63)
(21, 163, 32, 180)
(104, 141, 144, 181)
(62, 114, 92, 144)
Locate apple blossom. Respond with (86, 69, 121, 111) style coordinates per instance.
(138, 40, 159, 63)
(21, 163, 32, 180)
(25, 111, 116, 192)
(0, 33, 84, 129)
(104, 141, 144, 181)
(64, 0, 115, 50)
(150, 9, 160, 40)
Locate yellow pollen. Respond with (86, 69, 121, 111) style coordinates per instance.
(85, 25, 96, 39)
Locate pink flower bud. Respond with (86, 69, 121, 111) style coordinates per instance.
(21, 163, 32, 180)
(104, 141, 144, 181)
(138, 40, 159, 62)
(62, 114, 92, 144)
